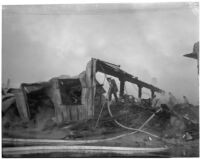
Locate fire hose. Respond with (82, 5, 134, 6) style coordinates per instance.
(106, 101, 160, 138)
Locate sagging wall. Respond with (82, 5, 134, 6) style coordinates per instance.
(18, 59, 97, 124)
(46, 59, 97, 124)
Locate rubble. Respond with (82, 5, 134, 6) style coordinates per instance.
(2, 58, 199, 157)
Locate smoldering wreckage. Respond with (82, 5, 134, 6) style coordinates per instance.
(2, 58, 199, 157)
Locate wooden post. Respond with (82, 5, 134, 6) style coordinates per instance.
(151, 90, 155, 98)
(138, 85, 142, 98)
(119, 79, 125, 97)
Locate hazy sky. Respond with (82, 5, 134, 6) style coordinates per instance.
(2, 3, 199, 104)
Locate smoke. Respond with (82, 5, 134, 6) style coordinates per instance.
(151, 77, 158, 86)
(2, 4, 199, 104)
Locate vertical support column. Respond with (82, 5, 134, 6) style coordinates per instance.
(138, 85, 142, 98)
(151, 90, 155, 98)
(119, 79, 125, 97)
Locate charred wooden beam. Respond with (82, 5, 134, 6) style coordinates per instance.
(138, 85, 142, 98)
(119, 79, 125, 97)
(151, 90, 155, 98)
(123, 76, 163, 93)
(95, 58, 164, 94)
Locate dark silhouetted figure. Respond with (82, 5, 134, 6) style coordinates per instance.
(107, 77, 118, 102)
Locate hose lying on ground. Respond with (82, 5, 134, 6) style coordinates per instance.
(106, 101, 159, 138)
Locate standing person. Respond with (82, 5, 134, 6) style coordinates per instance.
(107, 77, 118, 102)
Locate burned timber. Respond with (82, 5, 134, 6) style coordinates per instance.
(2, 58, 199, 157)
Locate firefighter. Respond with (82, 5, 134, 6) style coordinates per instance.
(107, 77, 118, 102)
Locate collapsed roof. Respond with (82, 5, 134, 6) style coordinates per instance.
(94, 58, 164, 96)
(3, 58, 164, 124)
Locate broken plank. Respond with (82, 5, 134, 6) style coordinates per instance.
(14, 91, 30, 121)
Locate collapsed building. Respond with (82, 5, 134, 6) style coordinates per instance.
(2, 58, 198, 140)
(2, 58, 199, 158)
(3, 58, 164, 125)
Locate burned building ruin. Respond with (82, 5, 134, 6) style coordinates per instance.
(7, 58, 164, 125)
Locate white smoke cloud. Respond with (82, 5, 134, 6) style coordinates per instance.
(2, 3, 199, 104)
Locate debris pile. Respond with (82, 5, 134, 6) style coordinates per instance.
(2, 88, 199, 142)
(2, 58, 199, 158)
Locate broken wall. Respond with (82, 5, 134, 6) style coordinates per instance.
(8, 59, 99, 124)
